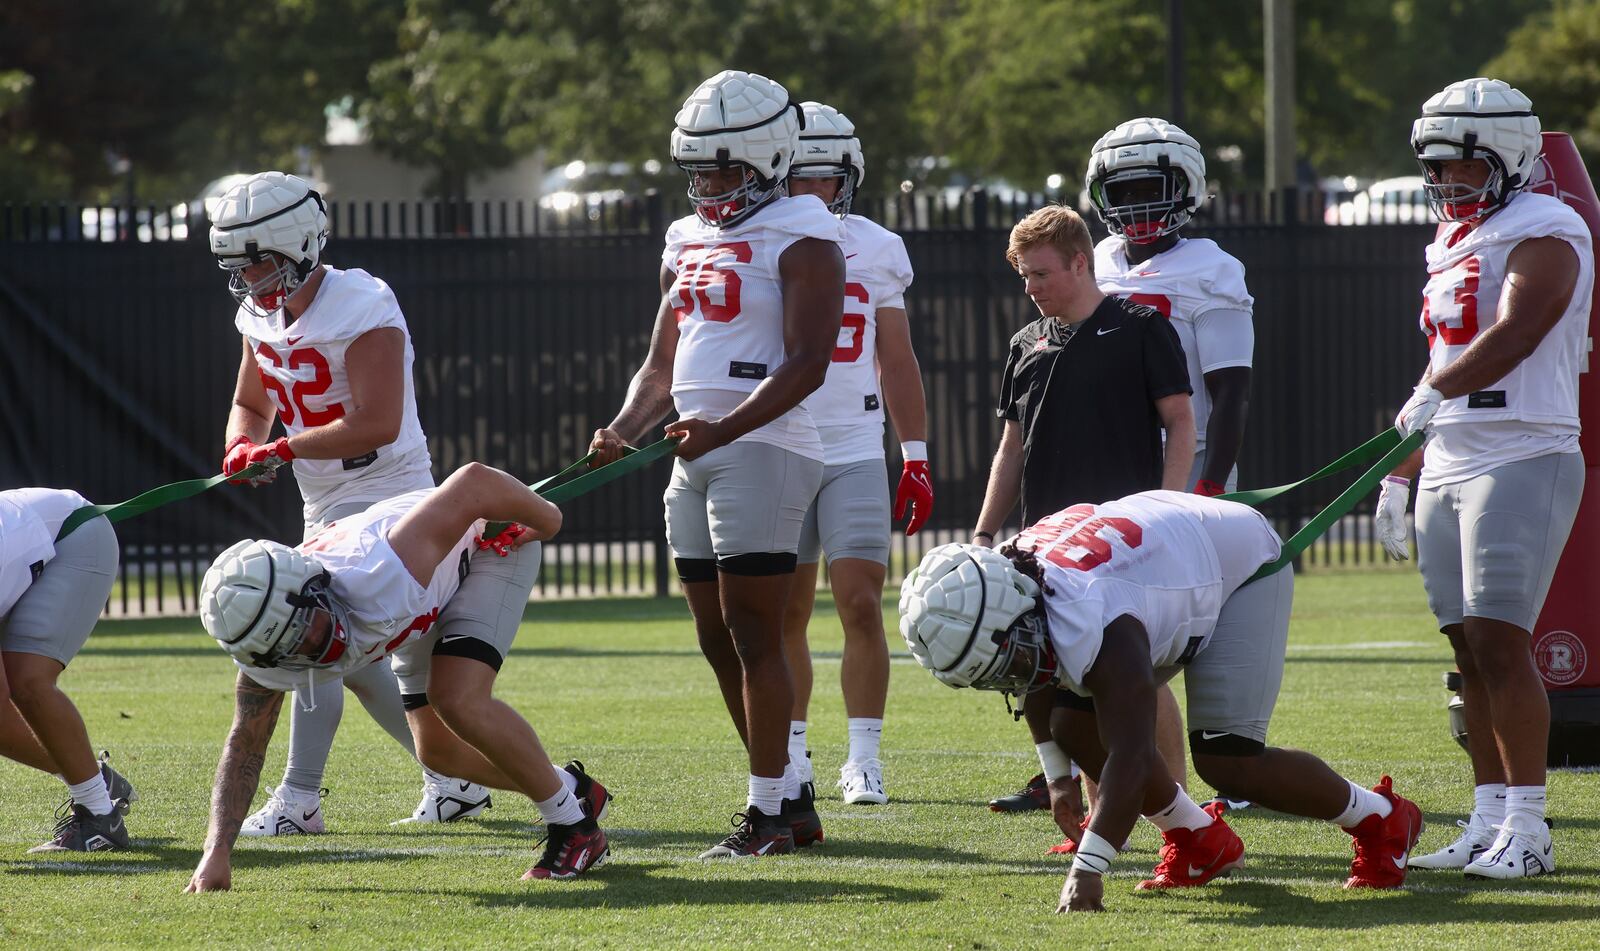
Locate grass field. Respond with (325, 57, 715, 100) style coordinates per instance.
(2, 570, 1597, 949)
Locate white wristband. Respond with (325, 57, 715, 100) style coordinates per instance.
(1069, 830, 1118, 876)
(1035, 741, 1073, 783)
(900, 440, 928, 462)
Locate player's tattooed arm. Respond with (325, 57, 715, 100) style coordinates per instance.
(187, 673, 283, 893)
(596, 264, 681, 459)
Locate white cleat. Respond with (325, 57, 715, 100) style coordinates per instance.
(1409, 816, 1495, 869)
(393, 774, 491, 825)
(838, 758, 888, 805)
(240, 785, 326, 837)
(1464, 818, 1555, 879)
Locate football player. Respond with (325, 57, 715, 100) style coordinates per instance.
(781, 101, 930, 806)
(185, 462, 610, 891)
(589, 70, 845, 858)
(211, 171, 489, 834)
(1377, 78, 1592, 879)
(0, 489, 137, 852)
(901, 491, 1423, 911)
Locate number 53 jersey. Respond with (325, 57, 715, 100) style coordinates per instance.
(235, 267, 433, 523)
(1010, 491, 1280, 695)
(662, 194, 846, 459)
(1418, 191, 1594, 488)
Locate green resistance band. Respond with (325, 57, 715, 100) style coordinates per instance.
(56, 436, 681, 544)
(1226, 428, 1425, 581)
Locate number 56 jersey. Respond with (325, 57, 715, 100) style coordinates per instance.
(662, 194, 846, 459)
(1011, 491, 1280, 695)
(236, 267, 434, 525)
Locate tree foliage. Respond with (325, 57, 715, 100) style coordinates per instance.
(1486, 0, 1600, 173)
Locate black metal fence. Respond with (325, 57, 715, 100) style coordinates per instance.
(0, 191, 1432, 614)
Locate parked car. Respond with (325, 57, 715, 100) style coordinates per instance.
(1323, 176, 1428, 225)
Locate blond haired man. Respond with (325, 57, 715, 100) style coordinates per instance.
(975, 205, 1195, 831)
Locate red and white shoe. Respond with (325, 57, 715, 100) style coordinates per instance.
(1136, 801, 1246, 890)
(1344, 775, 1423, 889)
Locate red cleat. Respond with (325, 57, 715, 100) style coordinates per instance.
(1047, 815, 1090, 855)
(1344, 775, 1423, 889)
(1136, 802, 1245, 889)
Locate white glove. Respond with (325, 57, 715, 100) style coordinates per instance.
(1395, 384, 1443, 438)
(1375, 476, 1411, 561)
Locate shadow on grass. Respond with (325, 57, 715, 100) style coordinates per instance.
(1226, 805, 1600, 833)
(319, 859, 940, 910)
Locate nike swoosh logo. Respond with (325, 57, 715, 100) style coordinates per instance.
(286, 335, 303, 345)
(845, 253, 858, 259)
(1392, 854, 1407, 869)
(754, 842, 776, 855)
(1097, 328, 1120, 336)
(791, 730, 806, 736)
(460, 782, 475, 793)
(303, 808, 319, 821)
(1200, 731, 1229, 740)
(1187, 864, 1207, 877)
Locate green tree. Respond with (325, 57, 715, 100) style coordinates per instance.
(1486, 0, 1600, 175)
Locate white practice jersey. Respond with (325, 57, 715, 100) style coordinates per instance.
(805, 215, 915, 466)
(236, 267, 434, 524)
(239, 489, 480, 691)
(1095, 236, 1255, 448)
(662, 195, 846, 460)
(0, 488, 89, 618)
(1008, 491, 1280, 695)
(1417, 191, 1595, 489)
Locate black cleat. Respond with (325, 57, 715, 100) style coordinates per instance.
(989, 773, 1050, 813)
(699, 806, 795, 859)
(784, 781, 824, 847)
(28, 799, 131, 853)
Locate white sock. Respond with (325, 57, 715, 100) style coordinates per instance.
(67, 772, 114, 816)
(1143, 784, 1213, 833)
(1473, 782, 1508, 826)
(1504, 785, 1546, 831)
(847, 717, 883, 763)
(748, 773, 785, 817)
(788, 720, 809, 765)
(535, 767, 587, 826)
(282, 782, 321, 802)
(782, 761, 800, 801)
(1334, 780, 1393, 829)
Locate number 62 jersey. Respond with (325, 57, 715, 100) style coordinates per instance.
(662, 194, 846, 460)
(236, 267, 434, 524)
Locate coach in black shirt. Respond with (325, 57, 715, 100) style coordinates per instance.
(974, 205, 1195, 539)
(972, 204, 1195, 822)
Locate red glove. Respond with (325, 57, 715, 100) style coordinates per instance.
(477, 523, 527, 557)
(1194, 478, 1226, 497)
(894, 460, 934, 535)
(245, 437, 296, 482)
(222, 435, 257, 484)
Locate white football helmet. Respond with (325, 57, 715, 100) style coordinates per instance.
(209, 171, 329, 318)
(791, 101, 865, 217)
(1086, 118, 1207, 244)
(671, 70, 803, 228)
(899, 544, 1055, 694)
(200, 539, 346, 671)
(1411, 78, 1541, 223)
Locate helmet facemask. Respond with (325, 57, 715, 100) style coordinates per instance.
(1416, 144, 1508, 223)
(972, 607, 1059, 697)
(789, 163, 857, 216)
(1092, 161, 1192, 244)
(220, 250, 309, 320)
(680, 161, 782, 229)
(246, 573, 347, 672)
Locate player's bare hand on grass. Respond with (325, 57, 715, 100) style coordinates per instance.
(665, 418, 727, 461)
(1058, 869, 1104, 913)
(185, 852, 232, 893)
(588, 429, 628, 467)
(1049, 776, 1086, 843)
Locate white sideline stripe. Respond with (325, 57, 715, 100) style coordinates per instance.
(1288, 640, 1433, 652)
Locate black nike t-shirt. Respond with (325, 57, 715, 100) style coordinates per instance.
(996, 295, 1191, 524)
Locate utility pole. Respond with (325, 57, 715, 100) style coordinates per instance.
(1264, 0, 1295, 210)
(1167, 0, 1185, 126)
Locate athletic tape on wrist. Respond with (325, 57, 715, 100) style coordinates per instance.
(900, 440, 928, 462)
(1069, 830, 1118, 876)
(1036, 741, 1072, 783)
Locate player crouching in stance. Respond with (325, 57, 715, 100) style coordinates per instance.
(0, 489, 138, 853)
(900, 491, 1422, 912)
(185, 463, 609, 892)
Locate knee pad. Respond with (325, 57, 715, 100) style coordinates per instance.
(401, 692, 430, 711)
(717, 551, 797, 577)
(1189, 730, 1265, 758)
(432, 635, 505, 673)
(1053, 688, 1095, 712)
